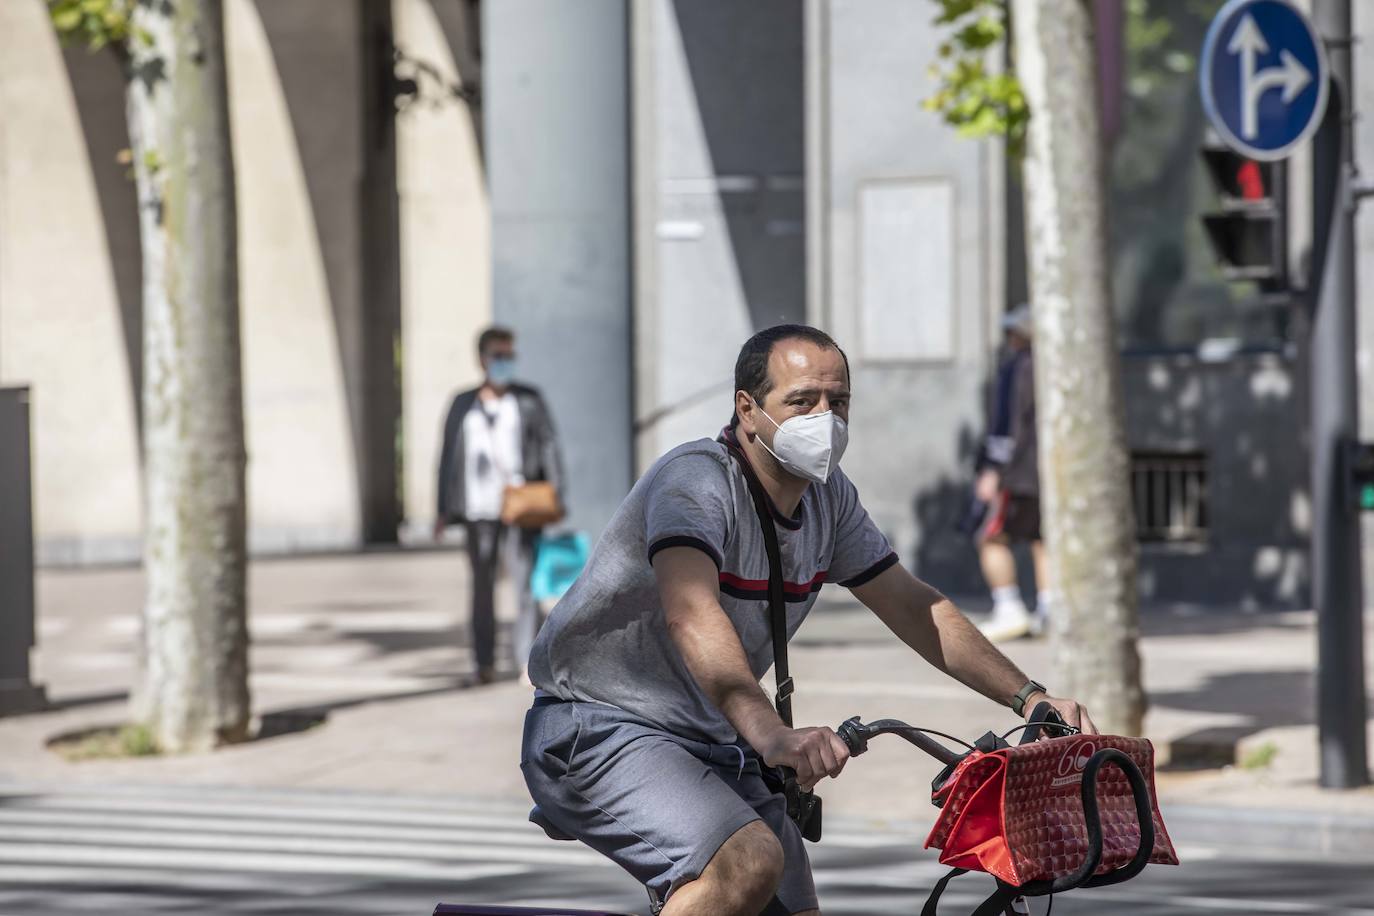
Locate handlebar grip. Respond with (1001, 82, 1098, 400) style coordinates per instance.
(837, 716, 869, 756)
(1019, 701, 1068, 745)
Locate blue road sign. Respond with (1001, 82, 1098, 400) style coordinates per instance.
(1200, 0, 1329, 161)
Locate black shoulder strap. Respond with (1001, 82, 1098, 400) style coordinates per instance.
(739, 462, 794, 727)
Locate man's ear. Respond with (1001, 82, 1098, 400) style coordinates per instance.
(735, 390, 755, 438)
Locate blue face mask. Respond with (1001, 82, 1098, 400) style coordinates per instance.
(487, 357, 517, 387)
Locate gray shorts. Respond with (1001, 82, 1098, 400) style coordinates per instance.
(520, 698, 817, 912)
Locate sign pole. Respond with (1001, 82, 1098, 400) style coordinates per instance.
(1201, 0, 1367, 789)
(1310, 0, 1368, 790)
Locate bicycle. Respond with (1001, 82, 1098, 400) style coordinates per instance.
(434, 704, 1169, 916)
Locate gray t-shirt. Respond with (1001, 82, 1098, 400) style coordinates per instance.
(527, 427, 896, 743)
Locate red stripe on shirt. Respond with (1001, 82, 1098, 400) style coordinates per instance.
(718, 570, 828, 595)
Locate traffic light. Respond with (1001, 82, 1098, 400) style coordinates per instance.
(1347, 441, 1374, 512)
(1199, 143, 1288, 288)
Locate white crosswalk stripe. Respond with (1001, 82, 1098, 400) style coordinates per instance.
(0, 782, 942, 915)
(0, 784, 604, 875)
(0, 784, 602, 916)
(6, 783, 1366, 916)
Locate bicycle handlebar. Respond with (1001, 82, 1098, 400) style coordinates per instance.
(836, 717, 963, 766)
(836, 702, 1070, 766)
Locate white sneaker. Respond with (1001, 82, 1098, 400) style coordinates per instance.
(979, 602, 1032, 642)
(1028, 607, 1049, 638)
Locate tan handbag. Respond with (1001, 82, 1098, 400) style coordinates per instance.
(477, 400, 562, 529)
(500, 481, 564, 529)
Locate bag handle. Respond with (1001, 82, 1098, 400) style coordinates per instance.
(1073, 748, 1156, 889)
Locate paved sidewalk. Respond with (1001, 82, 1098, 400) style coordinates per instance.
(2, 550, 1372, 859)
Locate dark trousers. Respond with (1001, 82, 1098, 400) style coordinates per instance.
(464, 520, 539, 672)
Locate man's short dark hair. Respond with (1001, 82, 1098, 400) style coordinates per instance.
(477, 326, 514, 358)
(734, 324, 850, 410)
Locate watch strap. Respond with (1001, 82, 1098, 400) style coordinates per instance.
(1012, 680, 1047, 717)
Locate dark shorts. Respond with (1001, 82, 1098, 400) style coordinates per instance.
(979, 492, 1041, 543)
(520, 698, 817, 912)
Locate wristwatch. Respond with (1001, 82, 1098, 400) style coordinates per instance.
(1011, 680, 1048, 717)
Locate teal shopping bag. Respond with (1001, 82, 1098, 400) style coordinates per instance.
(530, 533, 590, 603)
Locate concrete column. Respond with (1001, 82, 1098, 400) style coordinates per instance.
(395, 0, 491, 538)
(484, 0, 633, 539)
(816, 0, 999, 589)
(229, 0, 364, 554)
(632, 0, 807, 466)
(0, 2, 144, 564)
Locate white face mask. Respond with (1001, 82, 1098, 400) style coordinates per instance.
(751, 399, 849, 484)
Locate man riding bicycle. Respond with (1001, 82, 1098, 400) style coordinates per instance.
(522, 325, 1097, 916)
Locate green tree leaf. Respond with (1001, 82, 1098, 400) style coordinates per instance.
(924, 0, 1027, 160)
(51, 8, 83, 31)
(47, 0, 133, 52)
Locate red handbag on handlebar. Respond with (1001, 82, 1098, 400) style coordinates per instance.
(925, 732, 1179, 887)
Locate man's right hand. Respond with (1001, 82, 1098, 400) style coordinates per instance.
(432, 518, 447, 542)
(757, 725, 851, 791)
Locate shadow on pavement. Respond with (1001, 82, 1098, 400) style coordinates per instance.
(1138, 607, 1312, 639)
(40, 689, 129, 713)
(1149, 669, 1316, 769)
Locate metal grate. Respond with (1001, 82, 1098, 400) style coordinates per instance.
(1131, 452, 1208, 542)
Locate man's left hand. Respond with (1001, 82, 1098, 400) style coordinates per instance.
(1024, 692, 1098, 735)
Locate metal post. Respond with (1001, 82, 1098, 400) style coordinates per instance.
(0, 387, 47, 717)
(1311, 0, 1369, 790)
(359, 0, 403, 544)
